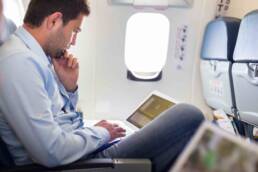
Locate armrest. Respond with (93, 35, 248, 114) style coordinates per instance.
(3, 158, 151, 172)
(3, 159, 114, 172)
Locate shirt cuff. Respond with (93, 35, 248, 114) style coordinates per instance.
(91, 126, 111, 143)
(67, 87, 79, 109)
(67, 86, 78, 97)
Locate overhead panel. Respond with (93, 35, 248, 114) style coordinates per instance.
(109, 0, 193, 8)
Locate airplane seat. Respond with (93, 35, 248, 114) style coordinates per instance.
(200, 17, 241, 116)
(232, 10, 258, 127)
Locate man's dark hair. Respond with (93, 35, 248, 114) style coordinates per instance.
(24, 0, 90, 27)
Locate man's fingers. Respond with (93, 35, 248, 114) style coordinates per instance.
(56, 51, 77, 69)
(64, 50, 68, 57)
(74, 62, 79, 69)
(66, 56, 78, 69)
(94, 120, 127, 140)
(114, 127, 126, 139)
(71, 58, 78, 69)
(116, 132, 126, 138)
(115, 127, 126, 133)
(116, 129, 126, 137)
(112, 123, 119, 127)
(112, 123, 126, 132)
(94, 120, 107, 126)
(67, 55, 74, 67)
(52, 57, 66, 68)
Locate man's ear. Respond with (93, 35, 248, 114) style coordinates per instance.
(46, 12, 63, 30)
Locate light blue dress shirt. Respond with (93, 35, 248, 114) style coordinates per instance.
(0, 27, 110, 167)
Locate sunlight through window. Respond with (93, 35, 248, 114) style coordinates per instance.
(125, 13, 170, 80)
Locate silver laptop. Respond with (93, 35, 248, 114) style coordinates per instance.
(169, 121, 258, 172)
(120, 90, 178, 134)
(85, 90, 178, 135)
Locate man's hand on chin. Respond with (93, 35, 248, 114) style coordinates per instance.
(52, 50, 79, 92)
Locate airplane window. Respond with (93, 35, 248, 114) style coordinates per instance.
(3, 0, 24, 26)
(125, 13, 170, 81)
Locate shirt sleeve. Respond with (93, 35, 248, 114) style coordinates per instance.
(67, 87, 79, 110)
(0, 55, 110, 167)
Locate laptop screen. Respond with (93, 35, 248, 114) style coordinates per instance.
(170, 122, 258, 172)
(127, 94, 175, 128)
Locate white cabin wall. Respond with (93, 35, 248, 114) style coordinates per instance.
(191, 0, 218, 120)
(21, 0, 30, 11)
(78, 0, 219, 120)
(226, 0, 258, 18)
(72, 0, 98, 117)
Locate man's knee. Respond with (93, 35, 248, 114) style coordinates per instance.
(174, 103, 204, 119)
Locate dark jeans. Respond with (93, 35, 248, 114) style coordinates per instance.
(92, 103, 204, 172)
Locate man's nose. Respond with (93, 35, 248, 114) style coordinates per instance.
(70, 33, 77, 46)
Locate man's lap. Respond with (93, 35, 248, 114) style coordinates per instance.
(92, 103, 204, 159)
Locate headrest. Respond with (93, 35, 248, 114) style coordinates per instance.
(201, 17, 240, 61)
(0, 16, 17, 45)
(234, 10, 258, 62)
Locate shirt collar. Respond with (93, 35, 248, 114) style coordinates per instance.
(14, 26, 51, 66)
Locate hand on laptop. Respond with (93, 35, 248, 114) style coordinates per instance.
(95, 120, 126, 141)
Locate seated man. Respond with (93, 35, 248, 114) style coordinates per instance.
(0, 0, 204, 172)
